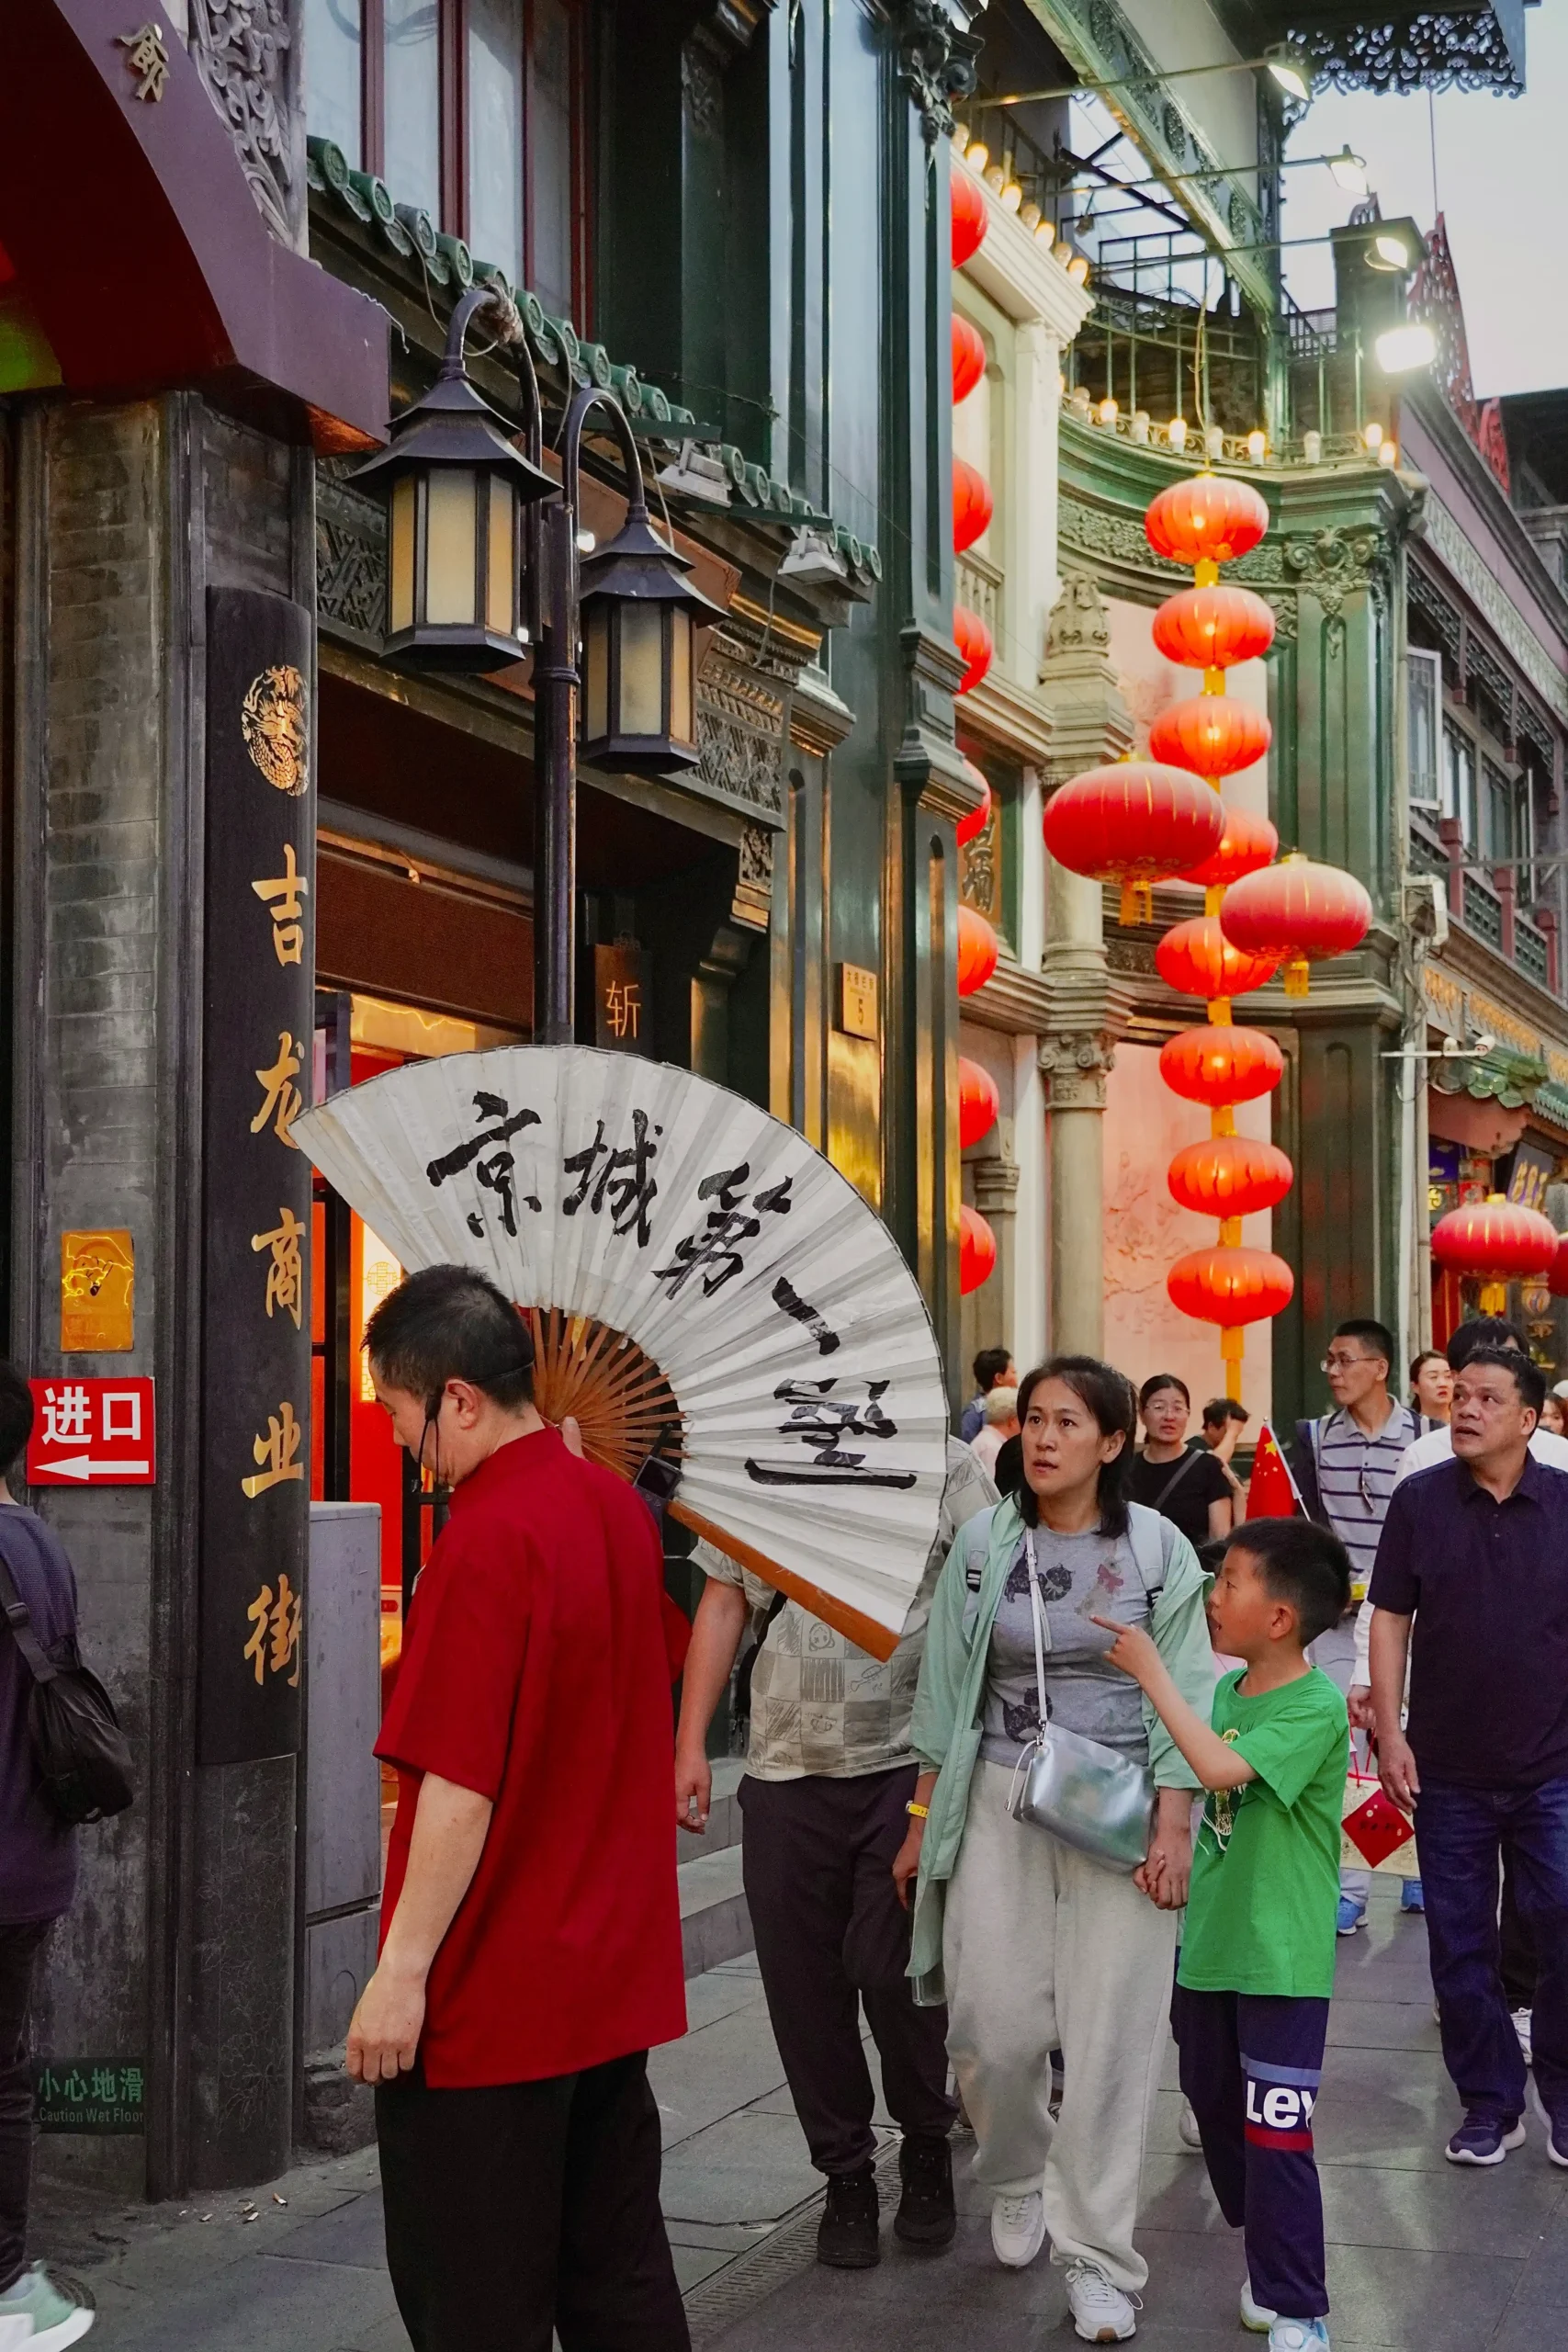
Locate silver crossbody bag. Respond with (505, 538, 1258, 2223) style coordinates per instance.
(1005, 1528, 1156, 1872)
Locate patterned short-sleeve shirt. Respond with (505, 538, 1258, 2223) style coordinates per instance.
(698, 1439, 998, 1781)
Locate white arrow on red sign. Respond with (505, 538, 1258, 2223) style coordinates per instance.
(39, 1457, 152, 1483)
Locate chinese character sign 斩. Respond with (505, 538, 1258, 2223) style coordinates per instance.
(27, 1379, 155, 1487)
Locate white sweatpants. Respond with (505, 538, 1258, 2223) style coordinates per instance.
(942, 1760, 1177, 2291)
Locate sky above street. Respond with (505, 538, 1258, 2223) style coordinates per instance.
(1281, 5, 1568, 396)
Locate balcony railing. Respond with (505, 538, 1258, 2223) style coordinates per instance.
(956, 548, 1003, 652)
(1426, 817, 1562, 997)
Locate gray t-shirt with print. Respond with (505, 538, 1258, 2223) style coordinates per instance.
(980, 1522, 1152, 1768)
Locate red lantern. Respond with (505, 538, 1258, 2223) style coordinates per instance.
(960, 1203, 997, 1294)
(953, 604, 993, 695)
(953, 315, 986, 404)
(1147, 695, 1271, 782)
(1220, 857, 1372, 997)
(957, 758, 992, 849)
(1044, 763, 1224, 922)
(1168, 1244, 1294, 1326)
(1176, 805, 1279, 891)
(1168, 1136, 1294, 1219)
(957, 905, 998, 997)
(1159, 1025, 1283, 1108)
(952, 169, 987, 268)
(958, 1056, 1000, 1148)
(1145, 476, 1269, 570)
(1550, 1233, 1568, 1299)
(1152, 584, 1275, 673)
(1156, 915, 1281, 1001)
(1430, 1197, 1558, 1283)
(953, 458, 994, 554)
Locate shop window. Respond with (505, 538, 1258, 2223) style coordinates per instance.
(306, 0, 592, 322)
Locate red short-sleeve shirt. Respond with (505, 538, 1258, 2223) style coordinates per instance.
(376, 1427, 686, 2087)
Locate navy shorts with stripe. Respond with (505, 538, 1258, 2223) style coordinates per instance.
(1172, 1984, 1330, 2322)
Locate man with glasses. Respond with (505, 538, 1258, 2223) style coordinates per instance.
(1349, 1317, 1568, 2057)
(1369, 1348, 1568, 2169)
(1292, 1318, 1418, 1933)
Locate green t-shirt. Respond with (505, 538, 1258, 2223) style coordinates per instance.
(1178, 1666, 1348, 2000)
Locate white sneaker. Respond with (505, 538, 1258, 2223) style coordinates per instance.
(1065, 2259, 1139, 2342)
(1178, 2098, 1203, 2150)
(1241, 2275, 1279, 2331)
(1512, 2007, 1533, 2067)
(990, 2188, 1046, 2268)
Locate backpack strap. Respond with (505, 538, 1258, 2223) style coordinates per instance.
(0, 1540, 57, 1687)
(1125, 1502, 1175, 1599)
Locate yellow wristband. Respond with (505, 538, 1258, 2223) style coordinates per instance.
(906, 1800, 930, 1819)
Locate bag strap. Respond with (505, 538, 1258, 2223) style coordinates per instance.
(0, 1540, 58, 1688)
(1152, 1449, 1202, 1510)
(1024, 1528, 1051, 1734)
(1124, 1503, 1173, 1600)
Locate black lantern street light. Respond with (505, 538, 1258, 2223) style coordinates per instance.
(355, 287, 720, 1042)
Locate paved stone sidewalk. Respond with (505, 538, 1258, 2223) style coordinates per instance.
(32, 1879, 1567, 2347)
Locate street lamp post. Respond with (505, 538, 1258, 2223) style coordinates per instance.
(355, 288, 719, 1046)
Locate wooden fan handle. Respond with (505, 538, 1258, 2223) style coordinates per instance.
(668, 1498, 899, 1664)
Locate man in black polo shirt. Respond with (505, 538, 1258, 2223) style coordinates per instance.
(1369, 1346, 1568, 2170)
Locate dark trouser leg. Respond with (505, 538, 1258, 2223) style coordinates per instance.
(740, 1774, 878, 2175)
(844, 1768, 958, 2144)
(1504, 1775, 1568, 2125)
(557, 2053, 690, 2352)
(0, 1923, 50, 2295)
(376, 2064, 570, 2352)
(1416, 1781, 1528, 2120)
(1172, 1983, 1247, 2230)
(1499, 1850, 1537, 2012)
(1235, 1995, 1330, 2322)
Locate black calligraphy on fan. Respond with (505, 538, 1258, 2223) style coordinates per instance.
(745, 1376, 917, 1489)
(425, 1092, 543, 1239)
(652, 1164, 794, 1297)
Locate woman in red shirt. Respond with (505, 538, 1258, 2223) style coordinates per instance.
(347, 1265, 688, 2352)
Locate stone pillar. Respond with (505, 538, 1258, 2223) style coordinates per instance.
(11, 394, 315, 2197)
(1037, 574, 1133, 1360)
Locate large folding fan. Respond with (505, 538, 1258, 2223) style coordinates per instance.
(294, 1046, 950, 1657)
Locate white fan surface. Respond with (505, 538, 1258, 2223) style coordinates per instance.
(294, 1046, 950, 1646)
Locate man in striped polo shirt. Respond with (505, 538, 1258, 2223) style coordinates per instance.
(1292, 1318, 1417, 1936)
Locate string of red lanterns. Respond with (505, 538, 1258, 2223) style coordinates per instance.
(951, 170, 997, 1294)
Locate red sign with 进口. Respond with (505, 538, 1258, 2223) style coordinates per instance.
(28, 1378, 156, 1487)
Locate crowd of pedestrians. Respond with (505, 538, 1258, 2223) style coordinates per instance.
(0, 1270, 1562, 2352)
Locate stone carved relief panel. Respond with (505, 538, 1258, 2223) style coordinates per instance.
(189, 0, 300, 248)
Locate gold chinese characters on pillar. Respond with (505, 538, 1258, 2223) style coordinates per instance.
(60, 1231, 135, 1353)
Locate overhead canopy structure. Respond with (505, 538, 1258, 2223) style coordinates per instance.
(0, 0, 388, 449)
(1209, 2, 1529, 93)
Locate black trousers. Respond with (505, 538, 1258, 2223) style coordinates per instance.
(739, 1766, 957, 2175)
(376, 2050, 689, 2352)
(1174, 1984, 1330, 2323)
(0, 1922, 48, 2296)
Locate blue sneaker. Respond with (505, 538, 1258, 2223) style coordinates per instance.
(1548, 2114, 1567, 2169)
(1268, 2323, 1328, 2352)
(1445, 2111, 1526, 2165)
(1400, 1879, 1424, 1913)
(1336, 1894, 1367, 1936)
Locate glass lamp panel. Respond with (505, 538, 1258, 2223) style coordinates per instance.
(584, 605, 609, 744)
(669, 610, 694, 745)
(424, 470, 478, 626)
(383, 0, 442, 222)
(468, 0, 524, 285)
(617, 604, 664, 737)
(304, 0, 363, 167)
(389, 475, 416, 633)
(486, 476, 515, 638)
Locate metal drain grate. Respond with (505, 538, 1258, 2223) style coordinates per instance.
(681, 2139, 902, 2345)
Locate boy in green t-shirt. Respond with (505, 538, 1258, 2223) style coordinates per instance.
(1094, 1516, 1351, 2352)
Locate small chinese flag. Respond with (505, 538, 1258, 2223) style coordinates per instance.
(1245, 1420, 1305, 1521)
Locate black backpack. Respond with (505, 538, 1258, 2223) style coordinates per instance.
(0, 1545, 133, 1826)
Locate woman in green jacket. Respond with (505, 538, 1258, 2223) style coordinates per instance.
(893, 1357, 1216, 2342)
